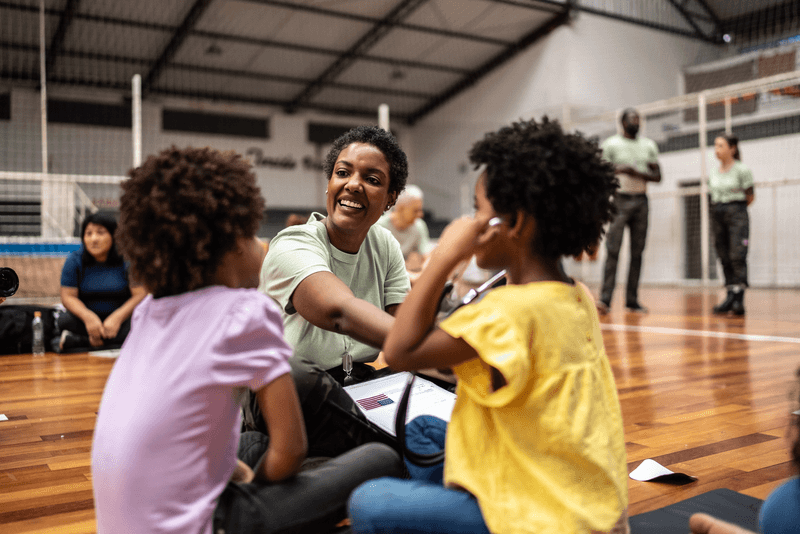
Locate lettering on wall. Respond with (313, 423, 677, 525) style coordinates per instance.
(246, 148, 295, 169)
(246, 148, 324, 172)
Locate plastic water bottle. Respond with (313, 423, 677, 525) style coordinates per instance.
(32, 311, 45, 357)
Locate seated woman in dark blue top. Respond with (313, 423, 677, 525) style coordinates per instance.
(57, 212, 147, 352)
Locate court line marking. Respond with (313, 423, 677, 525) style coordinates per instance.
(601, 323, 800, 344)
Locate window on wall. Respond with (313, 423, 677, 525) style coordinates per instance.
(1, 93, 11, 120)
(47, 99, 132, 128)
(307, 122, 355, 145)
(684, 61, 757, 123)
(162, 109, 269, 139)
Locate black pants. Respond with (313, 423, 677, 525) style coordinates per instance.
(711, 201, 749, 287)
(213, 432, 402, 534)
(601, 193, 649, 306)
(56, 309, 131, 352)
(243, 356, 397, 458)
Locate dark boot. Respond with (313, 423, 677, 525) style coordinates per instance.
(730, 287, 745, 316)
(713, 289, 735, 314)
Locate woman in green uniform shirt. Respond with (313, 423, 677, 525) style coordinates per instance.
(709, 135, 754, 316)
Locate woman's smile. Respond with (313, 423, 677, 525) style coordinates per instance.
(324, 142, 395, 252)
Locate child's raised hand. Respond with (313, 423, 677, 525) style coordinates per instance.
(433, 214, 496, 265)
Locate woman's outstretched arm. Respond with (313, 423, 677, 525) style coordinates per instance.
(291, 272, 395, 349)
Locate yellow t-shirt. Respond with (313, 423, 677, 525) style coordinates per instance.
(439, 282, 627, 534)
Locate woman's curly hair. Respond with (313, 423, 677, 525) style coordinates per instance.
(322, 125, 408, 197)
(469, 117, 618, 259)
(116, 146, 265, 298)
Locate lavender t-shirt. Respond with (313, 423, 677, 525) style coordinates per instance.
(91, 286, 292, 534)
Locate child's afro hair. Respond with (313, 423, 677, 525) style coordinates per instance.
(117, 146, 265, 298)
(469, 117, 618, 259)
(322, 125, 408, 198)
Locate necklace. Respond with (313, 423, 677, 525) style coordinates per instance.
(342, 337, 353, 382)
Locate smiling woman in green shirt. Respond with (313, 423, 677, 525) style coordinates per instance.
(708, 134, 754, 316)
(250, 126, 412, 458)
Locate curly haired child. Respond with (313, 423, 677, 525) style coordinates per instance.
(91, 146, 401, 534)
(348, 118, 627, 534)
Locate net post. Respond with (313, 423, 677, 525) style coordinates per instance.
(698, 92, 710, 287)
(39, 0, 48, 238)
(724, 97, 732, 135)
(378, 103, 390, 131)
(772, 186, 778, 286)
(132, 74, 142, 168)
(561, 102, 572, 130)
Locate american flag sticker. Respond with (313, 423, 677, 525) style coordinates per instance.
(357, 394, 394, 411)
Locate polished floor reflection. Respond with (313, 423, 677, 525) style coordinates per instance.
(1, 286, 799, 531)
(599, 286, 800, 515)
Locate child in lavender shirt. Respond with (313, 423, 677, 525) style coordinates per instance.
(91, 147, 401, 534)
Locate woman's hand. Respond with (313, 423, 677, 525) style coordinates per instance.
(102, 315, 122, 339)
(84, 313, 106, 342)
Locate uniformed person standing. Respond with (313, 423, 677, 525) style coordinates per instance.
(597, 108, 662, 314)
(709, 134, 754, 316)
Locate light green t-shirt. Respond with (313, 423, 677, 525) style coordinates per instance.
(601, 134, 659, 194)
(376, 214, 432, 259)
(708, 160, 754, 204)
(259, 213, 410, 370)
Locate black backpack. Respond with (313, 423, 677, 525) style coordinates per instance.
(0, 305, 58, 354)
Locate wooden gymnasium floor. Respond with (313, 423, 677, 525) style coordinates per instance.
(1, 286, 800, 533)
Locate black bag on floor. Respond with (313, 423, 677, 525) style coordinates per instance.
(0, 305, 58, 354)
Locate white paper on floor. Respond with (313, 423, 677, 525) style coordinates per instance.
(629, 459, 697, 484)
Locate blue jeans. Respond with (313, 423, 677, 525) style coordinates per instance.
(348, 478, 491, 534)
(348, 416, 489, 534)
(214, 432, 403, 534)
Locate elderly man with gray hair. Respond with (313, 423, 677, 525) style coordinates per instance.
(376, 184, 433, 278)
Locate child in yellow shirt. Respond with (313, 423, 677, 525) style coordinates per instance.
(348, 117, 628, 534)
